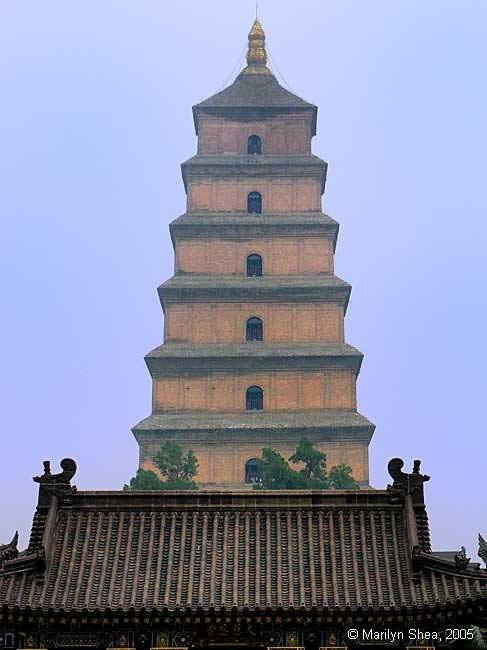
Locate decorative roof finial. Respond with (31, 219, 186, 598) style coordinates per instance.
(246, 18, 267, 70)
(33, 458, 77, 500)
(387, 457, 430, 504)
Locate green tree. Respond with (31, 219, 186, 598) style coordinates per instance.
(154, 441, 198, 486)
(255, 448, 306, 489)
(255, 439, 358, 490)
(123, 468, 165, 491)
(289, 438, 328, 482)
(328, 463, 359, 489)
(124, 441, 198, 491)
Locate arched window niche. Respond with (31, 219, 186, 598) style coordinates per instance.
(246, 253, 262, 277)
(246, 386, 263, 411)
(247, 134, 262, 155)
(247, 191, 262, 215)
(245, 458, 262, 484)
(246, 317, 263, 342)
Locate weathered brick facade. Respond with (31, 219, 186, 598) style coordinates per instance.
(133, 25, 375, 486)
(175, 237, 334, 274)
(197, 115, 312, 154)
(164, 303, 343, 344)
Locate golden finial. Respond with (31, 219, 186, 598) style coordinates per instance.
(246, 19, 267, 69)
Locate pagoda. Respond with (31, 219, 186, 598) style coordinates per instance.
(1, 19, 486, 650)
(133, 20, 375, 487)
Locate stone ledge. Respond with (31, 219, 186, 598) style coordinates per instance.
(158, 273, 351, 308)
(145, 342, 363, 376)
(133, 409, 375, 441)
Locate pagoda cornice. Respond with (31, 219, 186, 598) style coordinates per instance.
(169, 211, 339, 248)
(192, 62, 318, 134)
(145, 342, 363, 376)
(133, 409, 375, 442)
(158, 273, 351, 309)
(181, 153, 327, 193)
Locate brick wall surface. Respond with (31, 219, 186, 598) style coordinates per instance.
(152, 369, 356, 412)
(164, 302, 344, 344)
(137, 104, 372, 485)
(197, 114, 312, 155)
(175, 237, 333, 274)
(187, 178, 321, 212)
(141, 438, 369, 484)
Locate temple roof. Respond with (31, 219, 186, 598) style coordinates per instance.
(192, 20, 317, 135)
(1, 458, 486, 620)
(195, 75, 316, 111)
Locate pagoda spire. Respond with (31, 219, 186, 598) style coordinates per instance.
(241, 18, 271, 75)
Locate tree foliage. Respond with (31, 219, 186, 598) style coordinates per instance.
(255, 439, 358, 490)
(255, 448, 306, 489)
(123, 468, 165, 491)
(289, 438, 327, 481)
(124, 441, 198, 491)
(328, 463, 358, 489)
(154, 441, 198, 485)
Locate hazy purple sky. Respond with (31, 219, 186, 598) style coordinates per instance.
(1, 1, 486, 558)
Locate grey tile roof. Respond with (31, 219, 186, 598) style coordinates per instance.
(194, 72, 315, 110)
(192, 72, 317, 135)
(2, 487, 486, 615)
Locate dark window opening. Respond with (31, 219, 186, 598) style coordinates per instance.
(245, 458, 262, 484)
(246, 253, 263, 277)
(246, 317, 263, 342)
(246, 386, 263, 411)
(247, 191, 262, 214)
(248, 135, 262, 155)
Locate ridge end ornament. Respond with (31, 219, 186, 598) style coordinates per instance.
(33, 458, 77, 499)
(387, 458, 430, 504)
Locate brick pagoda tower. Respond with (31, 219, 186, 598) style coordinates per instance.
(133, 20, 375, 487)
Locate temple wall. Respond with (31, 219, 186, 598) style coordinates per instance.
(141, 438, 369, 485)
(164, 302, 344, 344)
(197, 114, 312, 155)
(152, 369, 356, 412)
(175, 236, 333, 274)
(187, 177, 322, 212)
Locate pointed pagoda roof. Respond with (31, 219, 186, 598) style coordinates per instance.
(193, 19, 317, 134)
